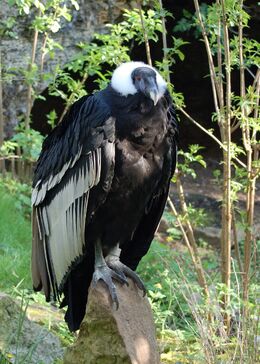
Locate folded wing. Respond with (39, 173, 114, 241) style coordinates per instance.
(31, 95, 115, 301)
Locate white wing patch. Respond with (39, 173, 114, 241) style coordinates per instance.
(32, 146, 83, 206)
(33, 148, 102, 296)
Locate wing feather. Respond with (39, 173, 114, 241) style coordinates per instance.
(32, 94, 115, 300)
(33, 148, 104, 296)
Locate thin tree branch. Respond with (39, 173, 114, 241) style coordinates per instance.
(158, 0, 170, 83)
(179, 107, 246, 169)
(193, 0, 222, 108)
(167, 195, 210, 301)
(25, 14, 40, 130)
(219, 0, 232, 331)
(231, 207, 243, 274)
(137, 1, 152, 66)
(40, 33, 48, 77)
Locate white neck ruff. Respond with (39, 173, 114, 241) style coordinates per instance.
(111, 61, 167, 98)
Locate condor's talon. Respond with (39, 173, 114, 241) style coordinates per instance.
(106, 261, 129, 286)
(112, 300, 119, 311)
(93, 264, 127, 285)
(106, 260, 146, 296)
(93, 266, 119, 308)
(92, 264, 127, 308)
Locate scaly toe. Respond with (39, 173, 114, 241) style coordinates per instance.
(106, 260, 146, 296)
(106, 261, 129, 286)
(93, 265, 125, 308)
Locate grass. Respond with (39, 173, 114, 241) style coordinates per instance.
(138, 241, 207, 362)
(138, 240, 260, 363)
(0, 178, 259, 363)
(0, 185, 32, 291)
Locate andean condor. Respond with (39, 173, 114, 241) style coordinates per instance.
(31, 61, 178, 331)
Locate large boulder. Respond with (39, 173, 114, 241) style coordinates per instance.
(64, 280, 160, 364)
(0, 293, 64, 364)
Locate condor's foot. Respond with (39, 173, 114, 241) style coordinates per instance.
(106, 258, 146, 297)
(92, 264, 128, 309)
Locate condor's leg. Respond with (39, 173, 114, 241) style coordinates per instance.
(92, 239, 127, 308)
(105, 243, 146, 296)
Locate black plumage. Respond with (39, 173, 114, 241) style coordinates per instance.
(31, 62, 178, 331)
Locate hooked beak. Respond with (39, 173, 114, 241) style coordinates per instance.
(135, 76, 160, 105)
(148, 89, 160, 105)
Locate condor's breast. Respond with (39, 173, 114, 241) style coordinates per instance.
(114, 114, 169, 188)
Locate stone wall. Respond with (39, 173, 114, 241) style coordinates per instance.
(1, 0, 135, 137)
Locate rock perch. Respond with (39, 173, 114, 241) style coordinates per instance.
(64, 280, 160, 364)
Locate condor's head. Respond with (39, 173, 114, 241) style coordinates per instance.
(111, 61, 167, 106)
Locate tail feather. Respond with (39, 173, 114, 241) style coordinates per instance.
(31, 207, 50, 300)
(62, 246, 94, 332)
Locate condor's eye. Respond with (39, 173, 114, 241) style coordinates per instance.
(135, 76, 142, 81)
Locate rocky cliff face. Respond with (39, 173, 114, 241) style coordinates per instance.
(1, 0, 134, 137)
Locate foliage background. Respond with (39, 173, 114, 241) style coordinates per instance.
(0, 0, 259, 363)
